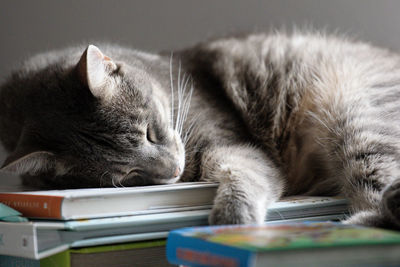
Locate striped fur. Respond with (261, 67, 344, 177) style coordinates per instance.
(179, 32, 400, 228)
(1, 32, 400, 228)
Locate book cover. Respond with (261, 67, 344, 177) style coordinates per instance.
(0, 239, 173, 267)
(0, 182, 217, 220)
(166, 222, 400, 267)
(0, 209, 210, 259)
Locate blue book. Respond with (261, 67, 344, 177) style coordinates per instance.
(166, 222, 400, 267)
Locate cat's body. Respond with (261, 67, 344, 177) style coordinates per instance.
(1, 32, 400, 228)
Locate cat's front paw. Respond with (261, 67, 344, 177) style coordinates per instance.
(343, 180, 400, 230)
(382, 180, 400, 228)
(342, 210, 383, 227)
(209, 194, 264, 225)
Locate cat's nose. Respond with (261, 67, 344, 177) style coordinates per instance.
(173, 167, 181, 177)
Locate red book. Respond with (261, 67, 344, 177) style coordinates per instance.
(0, 193, 63, 218)
(0, 182, 217, 220)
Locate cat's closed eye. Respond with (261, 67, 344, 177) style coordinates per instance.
(146, 125, 158, 144)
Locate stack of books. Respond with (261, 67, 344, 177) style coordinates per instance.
(0, 182, 350, 266)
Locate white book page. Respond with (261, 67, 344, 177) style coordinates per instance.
(0, 182, 218, 198)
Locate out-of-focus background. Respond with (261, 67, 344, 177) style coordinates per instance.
(1, 0, 400, 188)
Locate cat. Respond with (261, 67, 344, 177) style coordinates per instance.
(1, 31, 400, 229)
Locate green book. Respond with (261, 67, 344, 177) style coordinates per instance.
(167, 221, 400, 267)
(0, 239, 174, 267)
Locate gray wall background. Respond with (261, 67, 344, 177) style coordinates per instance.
(1, 0, 400, 188)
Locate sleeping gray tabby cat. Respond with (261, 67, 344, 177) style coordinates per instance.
(1, 32, 400, 229)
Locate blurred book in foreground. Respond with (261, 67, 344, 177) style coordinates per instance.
(167, 221, 400, 267)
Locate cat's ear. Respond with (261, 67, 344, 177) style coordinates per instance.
(0, 150, 55, 175)
(77, 45, 118, 101)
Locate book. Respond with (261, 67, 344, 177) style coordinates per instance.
(0, 196, 348, 259)
(265, 196, 348, 221)
(0, 182, 217, 220)
(0, 209, 210, 259)
(0, 181, 348, 221)
(166, 222, 400, 267)
(0, 239, 174, 267)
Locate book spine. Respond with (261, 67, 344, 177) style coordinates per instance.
(166, 231, 254, 267)
(0, 223, 37, 259)
(0, 194, 64, 219)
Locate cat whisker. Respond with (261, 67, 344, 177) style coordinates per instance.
(179, 75, 191, 132)
(175, 62, 185, 133)
(174, 72, 193, 138)
(175, 63, 195, 136)
(120, 169, 142, 186)
(181, 73, 190, 100)
(183, 117, 197, 145)
(100, 171, 109, 187)
(169, 53, 175, 128)
(179, 82, 193, 135)
(169, 56, 193, 138)
(178, 78, 187, 133)
(111, 176, 119, 188)
(180, 95, 197, 148)
(118, 178, 125, 188)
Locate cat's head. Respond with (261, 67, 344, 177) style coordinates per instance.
(0, 45, 186, 188)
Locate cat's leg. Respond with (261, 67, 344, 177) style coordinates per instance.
(311, 105, 400, 228)
(199, 144, 284, 225)
(343, 174, 400, 229)
(380, 180, 400, 228)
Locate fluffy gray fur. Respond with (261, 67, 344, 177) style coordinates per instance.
(1, 31, 400, 229)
